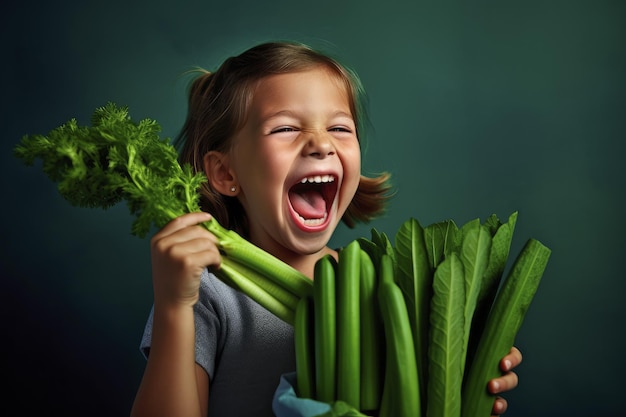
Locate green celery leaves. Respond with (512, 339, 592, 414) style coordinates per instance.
(15, 103, 206, 238)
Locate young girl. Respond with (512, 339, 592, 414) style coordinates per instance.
(130, 41, 522, 417)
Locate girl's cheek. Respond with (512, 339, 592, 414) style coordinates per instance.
(345, 171, 361, 205)
(338, 142, 361, 201)
(349, 153, 361, 181)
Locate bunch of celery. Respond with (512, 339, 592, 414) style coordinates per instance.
(292, 213, 551, 417)
(14, 103, 312, 324)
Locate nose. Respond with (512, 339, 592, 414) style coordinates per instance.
(303, 130, 336, 159)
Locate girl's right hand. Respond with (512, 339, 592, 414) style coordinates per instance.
(150, 212, 221, 309)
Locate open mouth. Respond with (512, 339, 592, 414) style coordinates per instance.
(288, 174, 338, 230)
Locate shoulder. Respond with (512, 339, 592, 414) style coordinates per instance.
(197, 269, 293, 342)
(196, 269, 248, 316)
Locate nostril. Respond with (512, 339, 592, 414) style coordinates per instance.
(304, 132, 336, 158)
(308, 150, 334, 158)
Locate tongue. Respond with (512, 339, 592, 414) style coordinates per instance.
(289, 189, 326, 219)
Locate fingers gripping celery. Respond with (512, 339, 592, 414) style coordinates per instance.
(295, 295, 315, 399)
(313, 255, 337, 403)
(14, 103, 313, 320)
(461, 238, 551, 417)
(336, 241, 361, 408)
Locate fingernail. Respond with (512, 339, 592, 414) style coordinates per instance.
(492, 381, 500, 392)
(504, 359, 512, 370)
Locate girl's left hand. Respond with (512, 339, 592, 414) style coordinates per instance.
(489, 346, 522, 416)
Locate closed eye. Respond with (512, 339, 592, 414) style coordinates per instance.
(270, 126, 299, 134)
(328, 126, 353, 133)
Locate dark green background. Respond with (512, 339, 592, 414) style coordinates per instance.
(2, 1, 624, 416)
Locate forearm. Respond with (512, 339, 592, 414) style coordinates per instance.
(131, 304, 205, 417)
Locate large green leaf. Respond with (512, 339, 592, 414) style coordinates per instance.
(458, 224, 492, 371)
(357, 236, 381, 270)
(424, 220, 459, 270)
(372, 229, 396, 270)
(358, 228, 395, 277)
(427, 253, 465, 417)
(482, 212, 518, 297)
(466, 212, 518, 365)
(482, 213, 502, 237)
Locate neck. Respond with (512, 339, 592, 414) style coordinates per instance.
(281, 246, 338, 279)
(246, 229, 338, 279)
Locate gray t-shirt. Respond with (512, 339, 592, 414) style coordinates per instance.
(140, 269, 296, 417)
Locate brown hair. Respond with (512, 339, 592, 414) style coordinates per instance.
(176, 41, 392, 237)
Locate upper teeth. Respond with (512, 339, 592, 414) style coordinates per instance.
(300, 175, 335, 184)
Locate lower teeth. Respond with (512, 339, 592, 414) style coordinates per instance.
(299, 212, 328, 226)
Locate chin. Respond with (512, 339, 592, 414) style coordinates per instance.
(287, 228, 334, 256)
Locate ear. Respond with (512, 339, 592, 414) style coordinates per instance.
(203, 151, 239, 196)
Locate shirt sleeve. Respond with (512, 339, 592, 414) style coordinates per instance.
(193, 270, 224, 379)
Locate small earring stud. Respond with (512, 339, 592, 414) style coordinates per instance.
(230, 186, 236, 192)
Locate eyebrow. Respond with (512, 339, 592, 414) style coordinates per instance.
(262, 110, 355, 122)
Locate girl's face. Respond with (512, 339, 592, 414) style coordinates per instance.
(229, 67, 361, 263)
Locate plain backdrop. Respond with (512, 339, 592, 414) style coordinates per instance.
(2, 1, 624, 416)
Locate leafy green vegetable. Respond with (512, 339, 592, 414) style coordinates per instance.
(296, 213, 549, 417)
(14, 103, 312, 324)
(15, 103, 203, 236)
